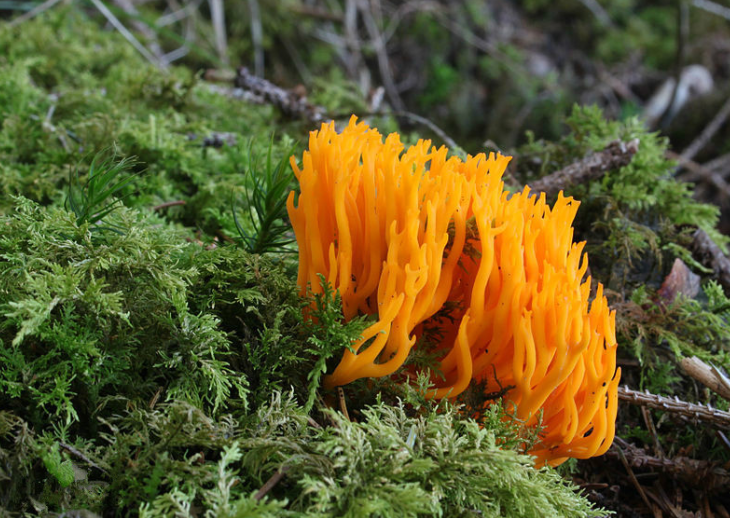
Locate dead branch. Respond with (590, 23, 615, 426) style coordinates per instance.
(112, 0, 166, 64)
(618, 386, 730, 428)
(607, 437, 730, 492)
(247, 0, 263, 75)
(254, 465, 291, 501)
(88, 0, 163, 68)
(8, 0, 63, 28)
(391, 111, 462, 152)
(59, 442, 108, 474)
(357, 0, 405, 111)
(681, 95, 730, 163)
(671, 150, 730, 197)
(680, 356, 730, 401)
(690, 228, 730, 292)
(234, 67, 325, 124)
(529, 139, 640, 197)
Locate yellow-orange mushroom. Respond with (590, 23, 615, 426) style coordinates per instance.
(287, 117, 620, 466)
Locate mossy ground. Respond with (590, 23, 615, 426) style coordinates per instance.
(1, 6, 730, 517)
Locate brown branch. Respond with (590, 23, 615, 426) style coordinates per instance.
(681, 356, 730, 401)
(618, 386, 730, 428)
(690, 228, 730, 293)
(671, 150, 730, 197)
(234, 67, 325, 124)
(606, 437, 730, 492)
(59, 442, 107, 474)
(254, 465, 291, 501)
(614, 444, 654, 512)
(337, 386, 351, 421)
(681, 95, 730, 163)
(529, 139, 640, 197)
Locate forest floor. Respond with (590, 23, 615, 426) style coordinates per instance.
(2, 2, 730, 517)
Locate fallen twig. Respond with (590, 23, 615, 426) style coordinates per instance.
(357, 0, 405, 111)
(529, 139, 640, 197)
(337, 386, 351, 421)
(690, 228, 730, 292)
(671, 150, 730, 197)
(391, 111, 462, 152)
(8, 0, 63, 28)
(60, 442, 108, 474)
(88, 0, 163, 68)
(618, 386, 730, 428)
(235, 67, 325, 124)
(254, 465, 291, 501)
(681, 95, 730, 163)
(681, 356, 730, 401)
(607, 437, 730, 492)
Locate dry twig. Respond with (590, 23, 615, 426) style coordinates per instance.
(357, 0, 405, 111)
(59, 442, 108, 474)
(681, 95, 730, 163)
(234, 67, 325, 124)
(8, 0, 64, 28)
(337, 387, 351, 421)
(608, 437, 730, 492)
(671, 150, 730, 197)
(618, 386, 730, 428)
(209, 0, 229, 66)
(247, 0, 263, 75)
(681, 356, 730, 401)
(254, 466, 291, 501)
(88, 0, 163, 68)
(690, 228, 730, 292)
(112, 0, 166, 64)
(693, 0, 730, 20)
(529, 139, 640, 197)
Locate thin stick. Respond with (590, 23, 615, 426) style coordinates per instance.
(88, 0, 162, 67)
(337, 386, 350, 421)
(681, 95, 730, 162)
(113, 0, 166, 64)
(693, 0, 730, 20)
(671, 150, 730, 197)
(680, 356, 730, 401)
(247, 0, 263, 76)
(618, 386, 730, 428)
(608, 437, 730, 491)
(358, 0, 405, 111)
(8, 0, 64, 28)
(577, 0, 613, 26)
(615, 445, 654, 512)
(391, 111, 462, 153)
(691, 228, 730, 292)
(59, 442, 108, 474)
(657, 1, 689, 127)
(254, 465, 291, 501)
(209, 0, 230, 66)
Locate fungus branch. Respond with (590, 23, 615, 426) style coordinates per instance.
(288, 117, 621, 466)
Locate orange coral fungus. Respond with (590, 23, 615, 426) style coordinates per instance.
(287, 116, 620, 466)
